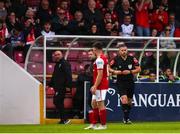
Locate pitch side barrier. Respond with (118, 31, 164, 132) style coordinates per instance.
(85, 81, 180, 121)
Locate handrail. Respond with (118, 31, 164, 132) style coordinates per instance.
(24, 35, 43, 70)
(173, 51, 180, 76)
(25, 35, 180, 83)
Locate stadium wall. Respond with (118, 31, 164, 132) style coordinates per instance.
(0, 51, 44, 124)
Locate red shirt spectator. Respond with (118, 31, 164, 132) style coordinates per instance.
(0, 21, 8, 46)
(59, 0, 73, 21)
(135, 0, 153, 28)
(151, 5, 168, 33)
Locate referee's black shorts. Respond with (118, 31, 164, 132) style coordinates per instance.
(117, 81, 135, 99)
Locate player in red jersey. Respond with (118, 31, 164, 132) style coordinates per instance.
(85, 42, 109, 130)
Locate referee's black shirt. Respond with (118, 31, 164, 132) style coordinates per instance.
(110, 55, 139, 82)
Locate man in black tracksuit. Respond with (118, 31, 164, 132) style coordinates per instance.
(109, 43, 141, 124)
(49, 50, 72, 124)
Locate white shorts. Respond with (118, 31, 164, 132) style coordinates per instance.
(92, 90, 107, 101)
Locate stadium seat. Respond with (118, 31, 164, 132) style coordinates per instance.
(46, 63, 55, 75)
(109, 51, 117, 59)
(46, 87, 55, 97)
(29, 51, 43, 62)
(128, 52, 136, 57)
(46, 97, 56, 109)
(67, 51, 79, 60)
(145, 52, 153, 57)
(71, 88, 76, 97)
(27, 63, 43, 74)
(18, 63, 25, 68)
(14, 51, 24, 63)
(70, 62, 79, 73)
(79, 51, 88, 60)
(64, 98, 73, 109)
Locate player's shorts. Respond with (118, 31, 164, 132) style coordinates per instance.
(92, 89, 107, 101)
(117, 81, 134, 99)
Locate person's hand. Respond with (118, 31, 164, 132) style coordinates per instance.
(91, 86, 96, 95)
(122, 70, 131, 75)
(114, 70, 122, 75)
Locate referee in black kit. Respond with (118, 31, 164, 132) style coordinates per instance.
(109, 43, 141, 124)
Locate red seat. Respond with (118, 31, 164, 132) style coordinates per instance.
(27, 63, 43, 74)
(46, 63, 55, 75)
(79, 51, 88, 60)
(46, 87, 55, 97)
(14, 51, 24, 63)
(64, 98, 73, 109)
(70, 62, 79, 73)
(18, 63, 25, 68)
(109, 51, 117, 59)
(128, 52, 136, 57)
(46, 97, 56, 109)
(71, 88, 76, 97)
(145, 52, 153, 57)
(67, 51, 79, 60)
(29, 51, 43, 62)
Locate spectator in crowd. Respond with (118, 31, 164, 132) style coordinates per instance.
(41, 20, 55, 37)
(150, 4, 168, 34)
(68, 10, 87, 35)
(160, 25, 176, 48)
(160, 0, 169, 12)
(118, 0, 135, 24)
(149, 28, 158, 47)
(48, 50, 72, 124)
(135, 0, 153, 36)
(160, 68, 180, 82)
(11, 0, 27, 19)
(83, 0, 103, 33)
(0, 0, 7, 21)
(95, 0, 103, 9)
(24, 9, 36, 25)
(119, 15, 135, 37)
(0, 19, 9, 50)
(9, 24, 25, 58)
(70, 0, 86, 14)
(59, 0, 73, 21)
(41, 20, 55, 62)
(23, 18, 36, 57)
(168, 13, 180, 37)
(52, 7, 70, 35)
(88, 23, 100, 35)
(36, 0, 53, 25)
(102, 0, 118, 23)
(139, 72, 156, 82)
(103, 11, 119, 31)
(6, 11, 20, 32)
(102, 22, 114, 36)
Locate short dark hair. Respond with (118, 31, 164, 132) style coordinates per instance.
(92, 42, 103, 50)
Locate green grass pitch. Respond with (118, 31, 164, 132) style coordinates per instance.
(0, 122, 180, 133)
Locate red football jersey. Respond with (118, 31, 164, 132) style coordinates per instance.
(93, 54, 109, 90)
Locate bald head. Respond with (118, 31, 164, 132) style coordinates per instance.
(54, 50, 63, 62)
